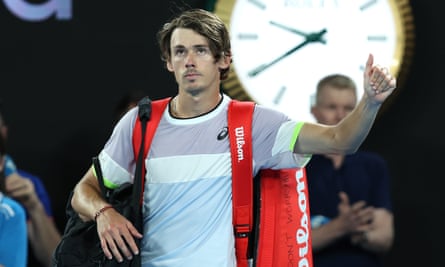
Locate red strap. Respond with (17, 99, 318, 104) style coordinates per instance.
(132, 97, 170, 202)
(228, 100, 255, 267)
(132, 97, 170, 159)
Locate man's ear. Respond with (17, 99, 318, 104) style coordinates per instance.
(310, 106, 316, 116)
(219, 53, 231, 69)
(166, 61, 174, 72)
(310, 106, 319, 121)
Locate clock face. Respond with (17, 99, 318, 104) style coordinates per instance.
(213, 0, 414, 122)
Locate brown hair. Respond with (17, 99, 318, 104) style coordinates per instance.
(157, 8, 232, 80)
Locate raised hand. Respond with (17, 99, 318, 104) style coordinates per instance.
(363, 54, 397, 104)
(5, 173, 39, 210)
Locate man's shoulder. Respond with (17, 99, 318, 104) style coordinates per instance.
(0, 194, 26, 219)
(4, 155, 45, 183)
(16, 169, 50, 195)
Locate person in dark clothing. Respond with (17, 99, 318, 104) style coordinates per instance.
(307, 74, 394, 267)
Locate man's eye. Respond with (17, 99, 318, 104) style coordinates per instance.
(196, 47, 210, 55)
(175, 49, 185, 56)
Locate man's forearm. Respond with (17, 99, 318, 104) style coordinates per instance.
(27, 201, 61, 267)
(71, 167, 110, 222)
(311, 219, 349, 252)
(333, 93, 381, 154)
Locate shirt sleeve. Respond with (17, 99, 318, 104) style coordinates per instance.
(251, 105, 311, 174)
(99, 107, 139, 188)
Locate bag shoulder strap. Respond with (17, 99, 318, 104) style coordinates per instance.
(132, 97, 170, 205)
(132, 97, 170, 159)
(228, 100, 255, 267)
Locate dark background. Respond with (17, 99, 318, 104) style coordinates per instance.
(1, 0, 444, 266)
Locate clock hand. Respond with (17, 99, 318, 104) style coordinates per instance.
(269, 21, 327, 44)
(248, 28, 327, 77)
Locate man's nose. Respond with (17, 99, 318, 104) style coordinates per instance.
(185, 53, 196, 68)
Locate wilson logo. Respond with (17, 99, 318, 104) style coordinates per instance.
(235, 126, 245, 162)
(295, 168, 310, 267)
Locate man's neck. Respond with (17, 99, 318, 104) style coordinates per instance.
(171, 92, 222, 118)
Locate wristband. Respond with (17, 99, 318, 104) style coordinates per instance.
(94, 205, 114, 221)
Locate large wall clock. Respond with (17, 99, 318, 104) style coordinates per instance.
(209, 0, 415, 122)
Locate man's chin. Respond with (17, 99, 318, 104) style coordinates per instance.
(185, 86, 204, 97)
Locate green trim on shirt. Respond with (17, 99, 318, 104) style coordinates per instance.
(290, 122, 304, 151)
(290, 122, 312, 162)
(92, 164, 119, 189)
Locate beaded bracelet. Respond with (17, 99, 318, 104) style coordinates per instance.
(94, 205, 114, 221)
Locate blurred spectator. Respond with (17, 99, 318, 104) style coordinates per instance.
(0, 126, 27, 267)
(0, 99, 61, 267)
(306, 74, 394, 267)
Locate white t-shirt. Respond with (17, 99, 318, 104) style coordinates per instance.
(98, 95, 310, 267)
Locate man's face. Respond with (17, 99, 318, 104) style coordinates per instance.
(166, 28, 229, 95)
(311, 86, 357, 125)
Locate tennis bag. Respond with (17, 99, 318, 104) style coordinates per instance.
(133, 98, 313, 267)
(228, 100, 313, 267)
(51, 97, 158, 267)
